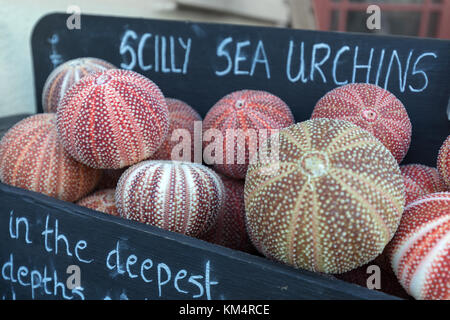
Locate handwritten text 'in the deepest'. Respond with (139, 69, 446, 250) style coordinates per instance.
(1, 210, 219, 300)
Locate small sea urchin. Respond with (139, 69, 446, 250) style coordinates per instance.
(0, 114, 101, 201)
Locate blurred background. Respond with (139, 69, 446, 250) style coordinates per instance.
(0, 0, 449, 117)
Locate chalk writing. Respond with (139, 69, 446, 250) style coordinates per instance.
(115, 26, 440, 94)
(352, 46, 374, 84)
(106, 240, 219, 299)
(41, 215, 93, 263)
(1, 253, 86, 300)
(120, 29, 192, 74)
(408, 52, 438, 93)
(310, 43, 330, 83)
(48, 34, 62, 69)
(215, 38, 271, 78)
(1, 212, 90, 299)
(1, 210, 220, 300)
(285, 41, 438, 92)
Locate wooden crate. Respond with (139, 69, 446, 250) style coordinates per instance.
(1, 13, 449, 300)
(0, 142, 394, 300)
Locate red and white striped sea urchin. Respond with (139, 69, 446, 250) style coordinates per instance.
(0, 114, 101, 202)
(77, 189, 119, 216)
(56, 69, 169, 169)
(115, 160, 225, 237)
(150, 98, 201, 162)
(401, 164, 446, 205)
(201, 173, 253, 252)
(311, 83, 412, 163)
(245, 118, 405, 274)
(387, 192, 450, 300)
(42, 57, 115, 113)
(203, 90, 294, 179)
(437, 135, 450, 189)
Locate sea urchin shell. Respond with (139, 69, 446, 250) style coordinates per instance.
(150, 98, 201, 162)
(201, 173, 253, 252)
(387, 192, 450, 300)
(203, 90, 294, 179)
(244, 118, 405, 273)
(77, 188, 119, 216)
(0, 114, 101, 202)
(401, 164, 446, 205)
(56, 69, 169, 169)
(115, 160, 224, 237)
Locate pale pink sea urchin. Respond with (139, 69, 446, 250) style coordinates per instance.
(115, 160, 225, 237)
(0, 114, 101, 202)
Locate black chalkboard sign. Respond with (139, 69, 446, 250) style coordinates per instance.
(0, 180, 396, 300)
(31, 13, 449, 166)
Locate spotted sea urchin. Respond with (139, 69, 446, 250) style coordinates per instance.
(311, 83, 412, 163)
(0, 114, 101, 201)
(42, 57, 115, 113)
(77, 188, 119, 216)
(150, 98, 201, 162)
(401, 164, 446, 205)
(245, 118, 405, 273)
(203, 90, 294, 179)
(56, 69, 169, 169)
(201, 173, 253, 252)
(437, 135, 450, 189)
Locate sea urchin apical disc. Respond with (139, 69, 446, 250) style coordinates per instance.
(56, 69, 169, 169)
(387, 192, 450, 300)
(311, 83, 412, 163)
(245, 118, 405, 274)
(0, 114, 101, 202)
(115, 160, 224, 237)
